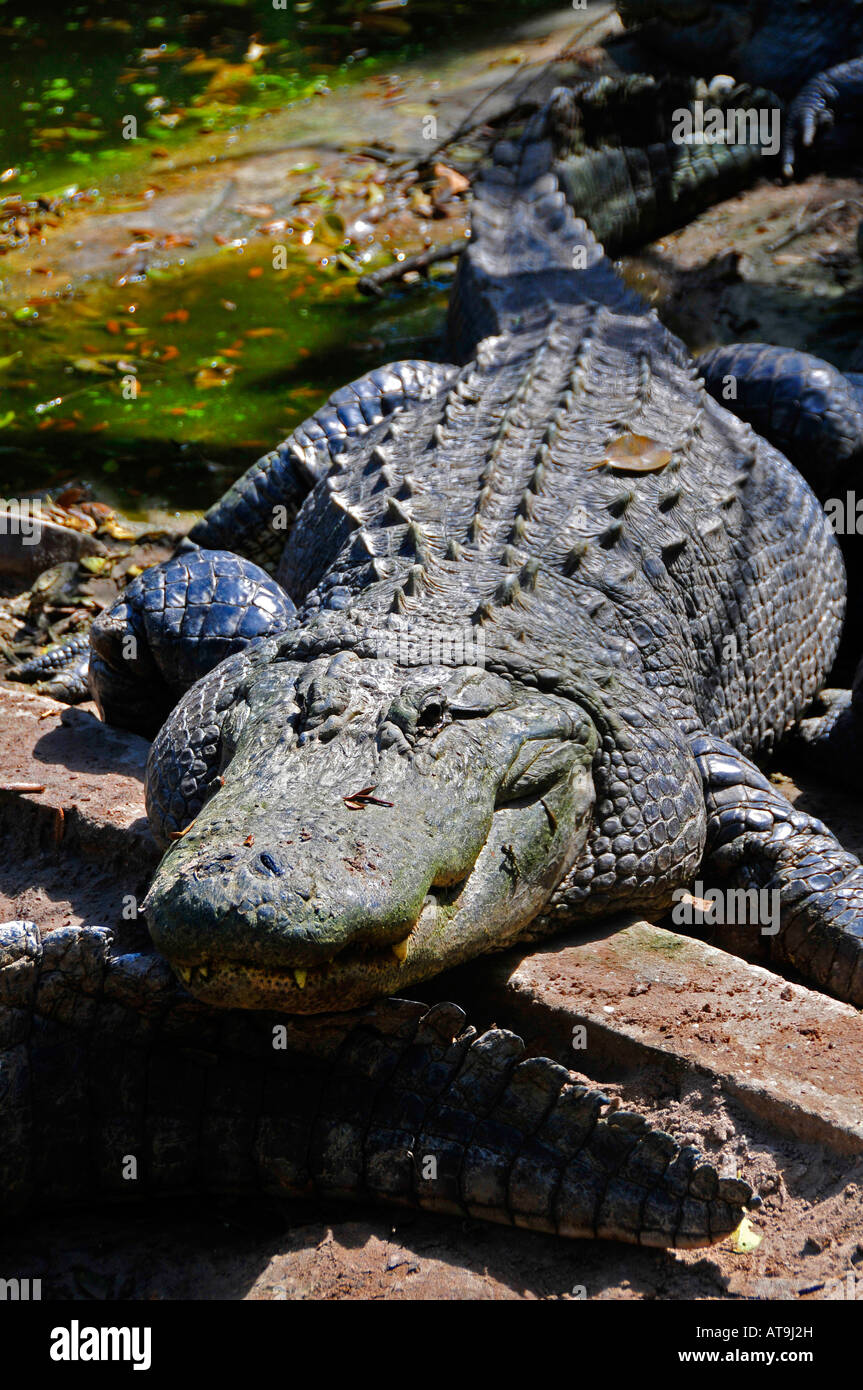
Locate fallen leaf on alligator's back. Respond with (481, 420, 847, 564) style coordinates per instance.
(593, 433, 673, 473)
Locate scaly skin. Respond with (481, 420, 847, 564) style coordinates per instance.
(617, 0, 863, 174)
(696, 343, 863, 491)
(8, 631, 90, 703)
(696, 342, 863, 675)
(129, 91, 863, 1017)
(4, 86, 862, 1244)
(0, 921, 756, 1244)
(543, 74, 778, 257)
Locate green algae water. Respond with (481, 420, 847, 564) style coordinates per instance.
(0, 241, 450, 514)
(0, 0, 554, 516)
(0, 0, 426, 192)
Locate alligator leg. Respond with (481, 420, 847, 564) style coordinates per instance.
(8, 631, 91, 703)
(783, 57, 863, 178)
(692, 733, 863, 1006)
(0, 921, 757, 1247)
(696, 343, 863, 498)
(696, 340, 863, 745)
(791, 672, 863, 794)
(9, 360, 457, 723)
(87, 549, 294, 737)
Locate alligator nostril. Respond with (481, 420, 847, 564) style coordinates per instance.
(259, 851, 284, 877)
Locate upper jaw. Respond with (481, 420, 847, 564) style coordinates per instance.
(152, 749, 596, 1012)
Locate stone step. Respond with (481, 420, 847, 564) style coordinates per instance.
(455, 918, 863, 1157)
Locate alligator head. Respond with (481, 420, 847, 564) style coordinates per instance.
(143, 645, 598, 1011)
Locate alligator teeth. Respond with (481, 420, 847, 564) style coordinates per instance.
(293, 968, 307, 989)
(391, 938, 410, 963)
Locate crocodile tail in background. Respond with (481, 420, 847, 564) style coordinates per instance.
(448, 87, 646, 363)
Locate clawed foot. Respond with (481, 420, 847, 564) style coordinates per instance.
(781, 57, 863, 178)
(782, 73, 838, 178)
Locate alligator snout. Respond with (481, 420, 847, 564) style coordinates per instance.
(143, 657, 598, 1011)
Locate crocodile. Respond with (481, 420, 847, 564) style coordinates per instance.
(5, 85, 863, 1249)
(617, 0, 863, 175)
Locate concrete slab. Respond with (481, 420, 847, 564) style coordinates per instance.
(456, 919, 863, 1157)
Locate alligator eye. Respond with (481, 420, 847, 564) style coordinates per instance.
(498, 740, 577, 803)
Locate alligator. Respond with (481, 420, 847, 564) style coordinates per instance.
(617, 0, 863, 176)
(6, 84, 863, 1252)
(9, 71, 783, 708)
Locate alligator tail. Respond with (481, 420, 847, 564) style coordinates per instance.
(0, 922, 756, 1247)
(448, 87, 645, 362)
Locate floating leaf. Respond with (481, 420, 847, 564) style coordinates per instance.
(70, 357, 114, 375)
(313, 211, 345, 247)
(0, 410, 15, 428)
(194, 360, 235, 389)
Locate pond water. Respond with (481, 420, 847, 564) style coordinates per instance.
(0, 0, 550, 516)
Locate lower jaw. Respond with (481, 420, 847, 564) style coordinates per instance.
(172, 950, 423, 1013)
(164, 800, 582, 1011)
(168, 895, 449, 1013)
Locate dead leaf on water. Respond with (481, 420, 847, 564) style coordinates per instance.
(234, 202, 274, 220)
(70, 357, 115, 376)
(313, 211, 346, 247)
(194, 360, 235, 389)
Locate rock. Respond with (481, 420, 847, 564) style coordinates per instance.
(0, 683, 157, 934)
(458, 917, 863, 1156)
(0, 513, 107, 581)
